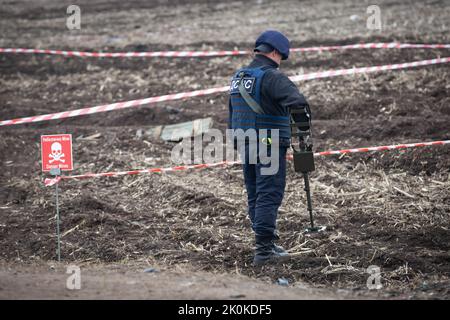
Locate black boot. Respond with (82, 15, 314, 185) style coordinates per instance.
(253, 236, 290, 266)
(271, 231, 287, 254)
(272, 241, 287, 254)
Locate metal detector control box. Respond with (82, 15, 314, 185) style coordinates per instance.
(293, 149, 315, 173)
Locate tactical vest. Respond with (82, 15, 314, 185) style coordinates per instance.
(229, 66, 291, 139)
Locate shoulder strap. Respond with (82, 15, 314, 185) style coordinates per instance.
(237, 71, 265, 115)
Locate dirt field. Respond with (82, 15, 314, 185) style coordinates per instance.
(0, 0, 449, 299)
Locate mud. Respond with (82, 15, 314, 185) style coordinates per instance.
(0, 0, 449, 299)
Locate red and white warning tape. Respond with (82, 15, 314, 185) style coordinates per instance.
(0, 86, 229, 127)
(288, 56, 450, 82)
(312, 140, 449, 156)
(44, 160, 242, 186)
(2, 56, 450, 127)
(290, 42, 450, 52)
(1, 43, 449, 58)
(44, 140, 450, 186)
(0, 48, 248, 58)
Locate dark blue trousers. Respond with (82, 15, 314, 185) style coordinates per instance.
(240, 143, 287, 240)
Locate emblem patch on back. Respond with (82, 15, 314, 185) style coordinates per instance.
(230, 77, 256, 94)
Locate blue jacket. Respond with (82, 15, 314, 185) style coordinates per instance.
(228, 55, 310, 145)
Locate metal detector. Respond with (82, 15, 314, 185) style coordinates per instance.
(290, 109, 326, 234)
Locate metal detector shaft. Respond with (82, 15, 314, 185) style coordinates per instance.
(303, 172, 314, 230)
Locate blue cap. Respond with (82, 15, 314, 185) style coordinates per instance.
(254, 30, 290, 60)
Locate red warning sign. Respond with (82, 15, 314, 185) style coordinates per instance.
(41, 134, 73, 172)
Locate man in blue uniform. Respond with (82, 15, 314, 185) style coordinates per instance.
(228, 30, 311, 266)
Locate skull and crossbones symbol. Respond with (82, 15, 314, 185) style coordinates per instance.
(49, 142, 65, 163)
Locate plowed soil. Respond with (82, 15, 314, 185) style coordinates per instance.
(0, 0, 449, 299)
